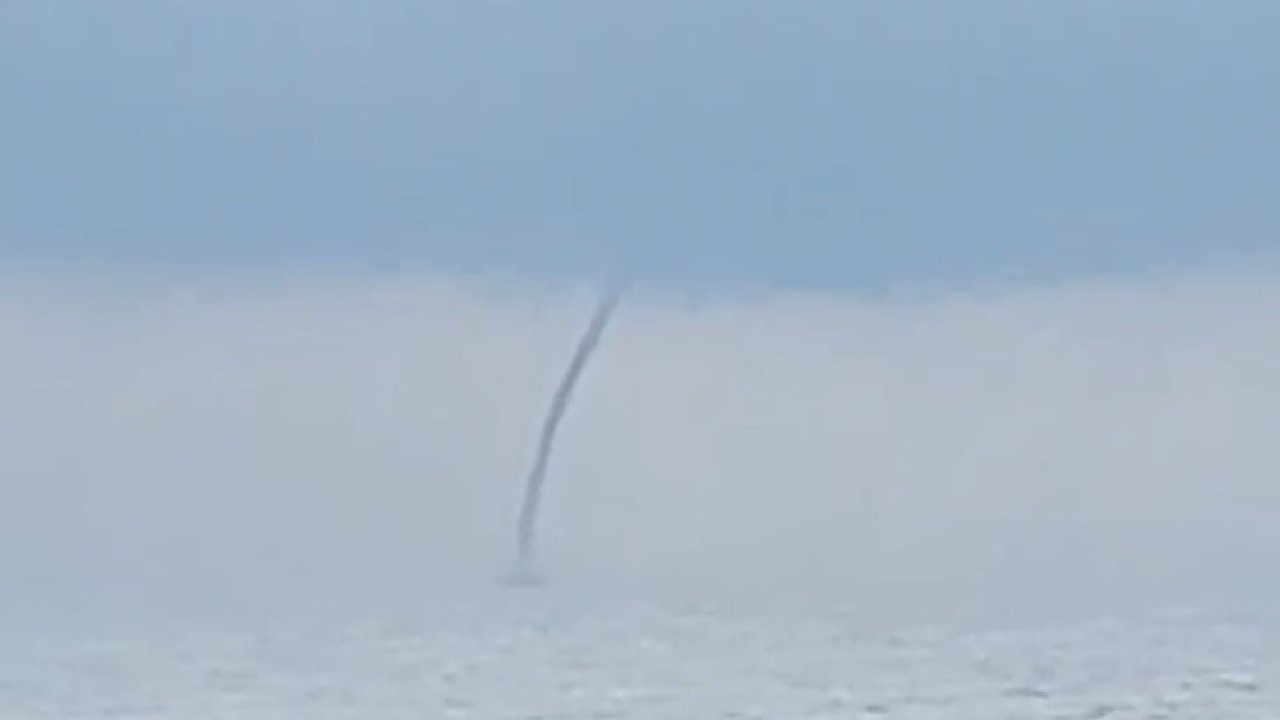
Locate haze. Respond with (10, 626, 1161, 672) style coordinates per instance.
(1, 270, 1276, 626)
(3, 0, 1280, 628)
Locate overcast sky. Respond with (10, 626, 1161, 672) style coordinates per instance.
(3, 4, 1280, 623)
(3, 1, 1278, 289)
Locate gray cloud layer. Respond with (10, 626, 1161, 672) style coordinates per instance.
(3, 1, 1278, 285)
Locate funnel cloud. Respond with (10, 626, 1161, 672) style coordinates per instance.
(513, 283, 624, 583)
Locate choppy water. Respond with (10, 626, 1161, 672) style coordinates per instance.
(3, 593, 1275, 719)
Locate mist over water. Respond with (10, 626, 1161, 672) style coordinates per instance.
(2, 269, 1278, 626)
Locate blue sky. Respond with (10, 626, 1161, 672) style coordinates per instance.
(3, 1, 1278, 289)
